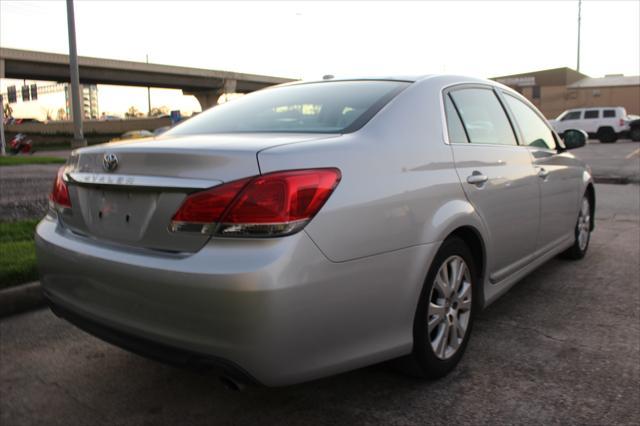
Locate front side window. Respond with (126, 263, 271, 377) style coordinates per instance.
(584, 110, 600, 119)
(449, 88, 517, 145)
(603, 110, 616, 118)
(560, 111, 582, 121)
(166, 80, 409, 135)
(504, 94, 556, 150)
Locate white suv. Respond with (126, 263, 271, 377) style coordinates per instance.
(549, 107, 628, 143)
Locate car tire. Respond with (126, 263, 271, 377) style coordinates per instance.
(597, 127, 617, 143)
(400, 236, 477, 379)
(630, 127, 640, 142)
(561, 194, 592, 260)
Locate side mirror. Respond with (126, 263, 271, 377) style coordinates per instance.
(562, 129, 588, 150)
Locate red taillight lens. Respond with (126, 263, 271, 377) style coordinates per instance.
(171, 178, 250, 224)
(620, 118, 625, 126)
(49, 167, 71, 208)
(171, 168, 341, 237)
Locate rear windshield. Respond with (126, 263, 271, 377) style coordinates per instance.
(166, 80, 409, 135)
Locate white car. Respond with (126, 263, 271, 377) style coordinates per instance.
(549, 106, 628, 143)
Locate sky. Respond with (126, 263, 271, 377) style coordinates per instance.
(1, 0, 639, 119)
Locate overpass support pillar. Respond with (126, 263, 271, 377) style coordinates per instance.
(184, 79, 237, 111)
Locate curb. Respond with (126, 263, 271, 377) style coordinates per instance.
(0, 281, 45, 319)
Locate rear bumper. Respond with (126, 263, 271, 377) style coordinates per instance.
(36, 214, 437, 386)
(45, 295, 259, 385)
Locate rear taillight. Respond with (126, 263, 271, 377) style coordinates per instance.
(620, 118, 625, 127)
(49, 167, 71, 209)
(171, 168, 341, 237)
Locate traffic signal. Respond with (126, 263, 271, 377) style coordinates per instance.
(7, 86, 17, 103)
(21, 85, 30, 101)
(30, 84, 38, 100)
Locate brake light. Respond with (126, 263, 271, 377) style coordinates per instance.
(49, 167, 71, 208)
(171, 168, 341, 237)
(620, 118, 625, 127)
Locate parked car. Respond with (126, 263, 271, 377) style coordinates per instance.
(110, 130, 154, 142)
(549, 106, 629, 143)
(152, 126, 171, 136)
(627, 117, 640, 142)
(36, 75, 594, 387)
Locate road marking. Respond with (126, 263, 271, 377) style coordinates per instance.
(625, 148, 640, 159)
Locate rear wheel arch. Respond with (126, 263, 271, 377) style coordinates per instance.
(585, 184, 595, 230)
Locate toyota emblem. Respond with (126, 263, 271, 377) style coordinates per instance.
(103, 153, 119, 172)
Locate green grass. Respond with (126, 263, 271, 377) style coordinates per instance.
(0, 220, 40, 289)
(0, 156, 66, 166)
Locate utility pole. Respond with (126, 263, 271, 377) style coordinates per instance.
(577, 0, 582, 73)
(66, 0, 86, 148)
(146, 54, 151, 116)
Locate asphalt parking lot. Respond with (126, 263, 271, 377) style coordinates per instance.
(1, 183, 638, 426)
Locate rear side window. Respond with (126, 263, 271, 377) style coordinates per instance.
(449, 88, 517, 145)
(504, 94, 556, 150)
(166, 80, 409, 135)
(603, 110, 616, 118)
(584, 110, 599, 119)
(444, 95, 468, 143)
(561, 111, 582, 121)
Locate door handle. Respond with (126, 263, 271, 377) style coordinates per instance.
(537, 168, 549, 179)
(466, 171, 488, 185)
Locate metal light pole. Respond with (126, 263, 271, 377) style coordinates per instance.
(146, 54, 152, 116)
(66, 0, 86, 148)
(577, 0, 582, 72)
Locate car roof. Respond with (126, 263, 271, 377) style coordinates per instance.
(278, 74, 503, 89)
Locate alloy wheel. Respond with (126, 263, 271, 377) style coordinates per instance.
(427, 255, 472, 360)
(578, 197, 591, 251)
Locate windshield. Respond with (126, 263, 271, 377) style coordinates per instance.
(166, 80, 409, 135)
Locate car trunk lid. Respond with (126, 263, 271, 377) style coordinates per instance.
(59, 133, 333, 252)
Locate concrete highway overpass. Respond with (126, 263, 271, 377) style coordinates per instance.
(0, 47, 295, 109)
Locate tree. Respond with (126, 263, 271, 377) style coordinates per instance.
(149, 106, 169, 117)
(125, 106, 142, 118)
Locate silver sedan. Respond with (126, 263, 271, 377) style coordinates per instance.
(36, 75, 594, 387)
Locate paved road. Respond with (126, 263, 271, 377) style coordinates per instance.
(32, 149, 72, 159)
(0, 164, 59, 220)
(1, 183, 638, 426)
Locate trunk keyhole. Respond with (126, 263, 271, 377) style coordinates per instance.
(98, 211, 103, 219)
(125, 214, 130, 223)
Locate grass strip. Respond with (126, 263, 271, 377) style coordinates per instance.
(0, 156, 65, 167)
(0, 220, 40, 289)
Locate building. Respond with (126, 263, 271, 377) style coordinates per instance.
(64, 83, 99, 119)
(493, 67, 640, 118)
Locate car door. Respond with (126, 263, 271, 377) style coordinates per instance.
(501, 92, 582, 252)
(555, 110, 582, 134)
(444, 85, 540, 283)
(583, 109, 600, 133)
